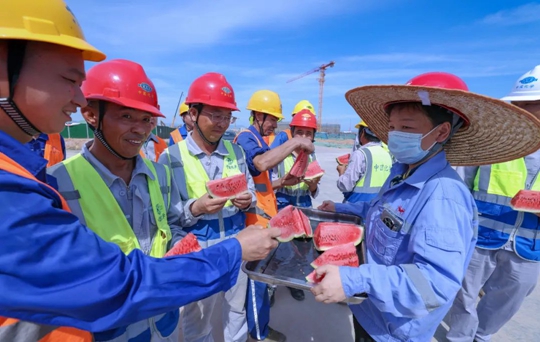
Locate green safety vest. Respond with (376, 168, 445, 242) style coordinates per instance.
(62, 154, 172, 257)
(354, 145, 392, 192)
(277, 153, 313, 193)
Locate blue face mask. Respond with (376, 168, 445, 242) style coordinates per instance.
(388, 125, 439, 164)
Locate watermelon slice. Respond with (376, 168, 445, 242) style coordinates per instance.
(165, 233, 202, 256)
(268, 205, 305, 242)
(306, 270, 325, 283)
(510, 190, 540, 213)
(206, 174, 248, 199)
(336, 154, 350, 165)
(313, 222, 363, 251)
(311, 243, 359, 268)
(289, 150, 309, 177)
(296, 209, 313, 238)
(304, 160, 325, 181)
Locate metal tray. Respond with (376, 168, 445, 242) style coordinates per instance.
(242, 207, 368, 304)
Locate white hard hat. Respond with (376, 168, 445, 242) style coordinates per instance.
(501, 65, 540, 102)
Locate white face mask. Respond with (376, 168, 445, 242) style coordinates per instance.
(387, 125, 439, 164)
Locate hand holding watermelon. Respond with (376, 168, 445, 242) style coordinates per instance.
(231, 192, 252, 210)
(336, 164, 347, 176)
(310, 265, 346, 304)
(191, 194, 229, 216)
(280, 172, 303, 187)
(236, 225, 281, 261)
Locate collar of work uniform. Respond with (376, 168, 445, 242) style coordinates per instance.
(248, 124, 266, 145)
(392, 151, 449, 189)
(185, 134, 230, 157)
(147, 133, 160, 143)
(0, 129, 48, 178)
(82, 141, 156, 188)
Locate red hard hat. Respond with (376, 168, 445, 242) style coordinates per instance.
(185, 72, 239, 111)
(82, 59, 164, 117)
(290, 109, 317, 130)
(406, 72, 469, 91)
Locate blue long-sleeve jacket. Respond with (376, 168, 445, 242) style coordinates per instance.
(0, 130, 242, 332)
(336, 152, 478, 342)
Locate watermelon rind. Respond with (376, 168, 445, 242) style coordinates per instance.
(206, 174, 249, 199)
(305, 270, 324, 283)
(304, 161, 325, 181)
(269, 205, 304, 242)
(336, 154, 350, 165)
(510, 190, 540, 213)
(313, 222, 363, 251)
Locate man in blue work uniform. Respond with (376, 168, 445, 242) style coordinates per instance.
(235, 90, 315, 342)
(337, 120, 392, 204)
(315, 72, 540, 341)
(160, 72, 256, 342)
(169, 102, 192, 145)
(0, 1, 280, 340)
(447, 65, 540, 342)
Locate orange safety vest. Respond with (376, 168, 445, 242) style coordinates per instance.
(234, 131, 277, 227)
(44, 133, 65, 167)
(140, 135, 168, 162)
(284, 128, 292, 140)
(263, 132, 276, 146)
(0, 152, 92, 342)
(170, 129, 183, 144)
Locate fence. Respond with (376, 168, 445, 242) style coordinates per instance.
(61, 123, 176, 140)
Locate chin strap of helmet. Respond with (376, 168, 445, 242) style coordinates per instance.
(88, 100, 132, 160)
(0, 40, 41, 136)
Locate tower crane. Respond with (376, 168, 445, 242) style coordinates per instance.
(286, 61, 335, 131)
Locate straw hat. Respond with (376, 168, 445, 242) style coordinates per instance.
(345, 72, 540, 166)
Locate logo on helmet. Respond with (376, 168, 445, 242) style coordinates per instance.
(519, 77, 538, 85)
(302, 113, 311, 118)
(221, 87, 231, 94)
(139, 83, 153, 93)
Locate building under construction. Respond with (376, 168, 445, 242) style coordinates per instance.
(277, 121, 341, 134)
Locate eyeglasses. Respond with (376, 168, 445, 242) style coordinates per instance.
(201, 110, 237, 124)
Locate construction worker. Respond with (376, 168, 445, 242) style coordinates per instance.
(235, 90, 315, 342)
(447, 65, 540, 342)
(48, 59, 186, 341)
(140, 117, 168, 161)
(315, 72, 540, 341)
(337, 120, 392, 203)
(272, 109, 321, 302)
(159, 72, 255, 342)
(25, 132, 66, 166)
(351, 121, 363, 152)
(270, 99, 315, 149)
(0, 1, 280, 340)
(169, 102, 192, 145)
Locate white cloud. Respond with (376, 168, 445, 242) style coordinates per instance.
(480, 3, 540, 26)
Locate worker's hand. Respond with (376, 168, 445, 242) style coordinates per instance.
(337, 164, 347, 176)
(311, 265, 346, 304)
(191, 194, 229, 216)
(304, 177, 321, 192)
(281, 172, 302, 187)
(236, 225, 280, 261)
(292, 137, 315, 154)
(318, 200, 336, 212)
(232, 192, 252, 210)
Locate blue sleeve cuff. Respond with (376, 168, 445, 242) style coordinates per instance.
(335, 202, 366, 218)
(340, 265, 368, 297)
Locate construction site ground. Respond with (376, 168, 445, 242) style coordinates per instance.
(66, 145, 540, 342)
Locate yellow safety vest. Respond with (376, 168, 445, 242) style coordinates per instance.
(62, 154, 172, 257)
(278, 153, 313, 192)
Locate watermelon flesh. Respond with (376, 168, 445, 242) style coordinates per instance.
(304, 160, 325, 181)
(297, 209, 313, 238)
(311, 243, 359, 268)
(313, 222, 363, 251)
(165, 233, 202, 256)
(306, 270, 325, 283)
(206, 173, 248, 199)
(268, 205, 305, 242)
(289, 150, 309, 177)
(336, 154, 350, 165)
(510, 190, 540, 213)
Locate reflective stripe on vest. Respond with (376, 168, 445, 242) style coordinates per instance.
(0, 152, 91, 341)
(44, 133, 64, 167)
(473, 159, 540, 261)
(234, 130, 277, 226)
(170, 129, 183, 144)
(61, 154, 172, 257)
(346, 145, 392, 204)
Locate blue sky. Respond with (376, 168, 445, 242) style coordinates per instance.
(66, 0, 540, 131)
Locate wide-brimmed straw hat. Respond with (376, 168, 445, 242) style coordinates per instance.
(345, 72, 540, 166)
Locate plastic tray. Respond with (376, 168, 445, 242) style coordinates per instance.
(242, 207, 367, 304)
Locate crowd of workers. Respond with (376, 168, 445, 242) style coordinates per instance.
(2, 1, 540, 342)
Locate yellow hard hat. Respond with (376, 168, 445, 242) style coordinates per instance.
(292, 100, 315, 116)
(247, 90, 284, 119)
(1, 0, 105, 62)
(355, 120, 368, 129)
(179, 102, 189, 115)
